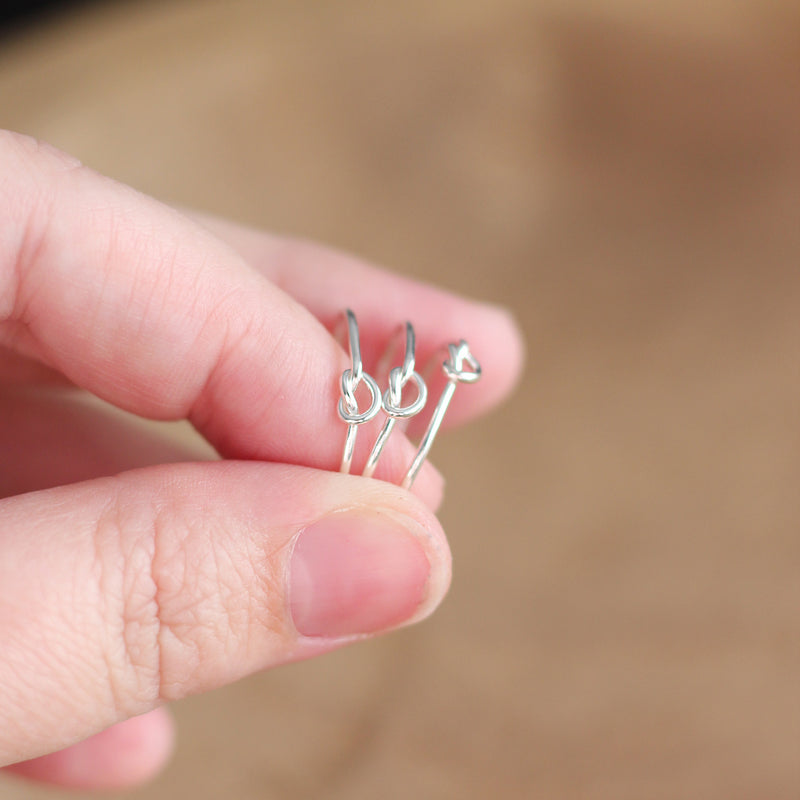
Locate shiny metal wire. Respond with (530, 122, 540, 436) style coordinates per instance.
(362, 322, 427, 479)
(337, 309, 381, 473)
(402, 340, 481, 489)
(336, 309, 481, 487)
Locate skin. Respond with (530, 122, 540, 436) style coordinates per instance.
(0, 131, 524, 791)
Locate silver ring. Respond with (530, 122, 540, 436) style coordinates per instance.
(337, 310, 382, 474)
(362, 322, 427, 479)
(335, 310, 481, 487)
(338, 369, 381, 424)
(402, 340, 481, 489)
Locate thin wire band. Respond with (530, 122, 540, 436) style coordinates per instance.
(401, 340, 480, 489)
(363, 322, 427, 479)
(337, 309, 381, 473)
(345, 309, 363, 383)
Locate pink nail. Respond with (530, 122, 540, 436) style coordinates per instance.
(289, 511, 430, 638)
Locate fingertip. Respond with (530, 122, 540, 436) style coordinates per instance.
(457, 301, 525, 415)
(370, 449, 445, 512)
(477, 302, 526, 410)
(413, 459, 446, 512)
(4, 708, 175, 791)
(286, 471, 453, 641)
(356, 478, 453, 627)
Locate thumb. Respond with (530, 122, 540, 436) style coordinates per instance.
(0, 462, 450, 765)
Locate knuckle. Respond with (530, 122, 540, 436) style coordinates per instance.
(189, 291, 294, 435)
(93, 486, 161, 717)
(146, 483, 279, 701)
(94, 472, 285, 709)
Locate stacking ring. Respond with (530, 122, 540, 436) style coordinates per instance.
(337, 310, 382, 473)
(336, 310, 480, 487)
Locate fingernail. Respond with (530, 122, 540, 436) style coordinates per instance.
(289, 511, 431, 638)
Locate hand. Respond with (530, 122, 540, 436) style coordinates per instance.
(0, 131, 523, 790)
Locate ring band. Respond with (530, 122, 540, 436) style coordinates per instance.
(336, 310, 480, 486)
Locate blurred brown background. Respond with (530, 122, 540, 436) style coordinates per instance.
(1, 1, 798, 798)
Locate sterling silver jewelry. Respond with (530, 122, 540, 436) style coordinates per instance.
(337, 309, 381, 474)
(402, 340, 481, 489)
(362, 322, 427, 479)
(336, 309, 480, 487)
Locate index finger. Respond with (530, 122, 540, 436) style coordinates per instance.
(0, 133, 513, 495)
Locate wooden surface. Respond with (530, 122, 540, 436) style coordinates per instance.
(0, 1, 798, 798)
